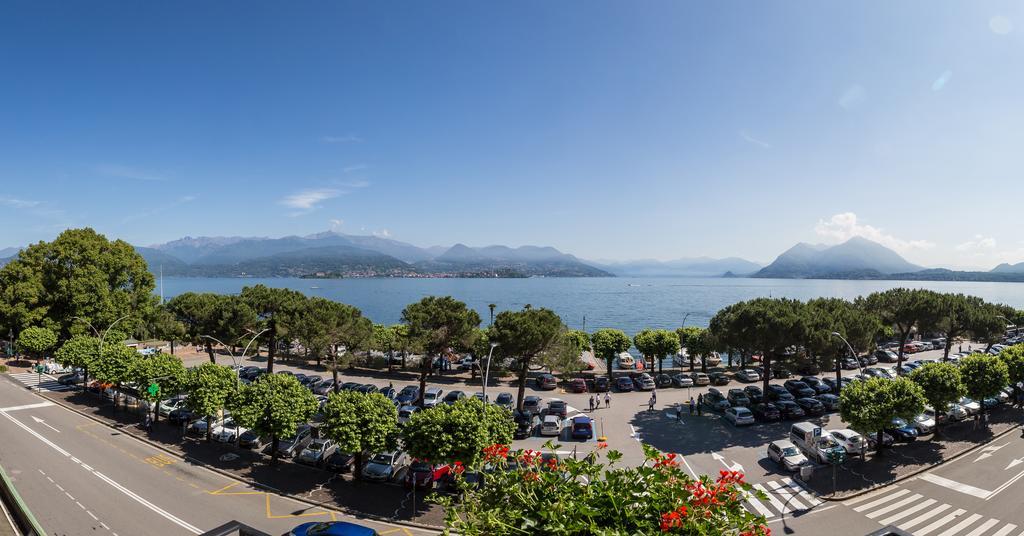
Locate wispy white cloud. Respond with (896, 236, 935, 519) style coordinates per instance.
(342, 164, 368, 174)
(337, 179, 370, 189)
(815, 212, 935, 252)
(95, 164, 167, 182)
(739, 130, 771, 149)
(0, 196, 41, 209)
(321, 135, 362, 143)
(280, 188, 341, 215)
(955, 235, 996, 252)
(838, 85, 866, 109)
(932, 70, 953, 92)
(372, 229, 391, 238)
(990, 15, 1013, 35)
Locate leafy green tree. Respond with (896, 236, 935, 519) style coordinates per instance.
(211, 295, 258, 353)
(490, 307, 564, 410)
(935, 294, 982, 361)
(434, 443, 767, 535)
(166, 292, 224, 362)
(970, 307, 1010, 353)
(93, 343, 141, 412)
(908, 361, 965, 433)
(328, 302, 373, 386)
(402, 398, 514, 466)
(17, 326, 57, 362)
(537, 329, 588, 381)
(402, 296, 481, 405)
(634, 329, 680, 374)
(144, 305, 186, 355)
(709, 298, 808, 393)
(565, 330, 591, 354)
(840, 377, 926, 454)
(131, 352, 186, 423)
(0, 228, 156, 340)
(861, 288, 942, 372)
(320, 391, 399, 479)
(371, 323, 399, 372)
(958, 353, 1009, 423)
(54, 335, 100, 387)
(591, 329, 631, 382)
(184, 363, 239, 441)
(240, 285, 307, 373)
(804, 298, 881, 385)
(292, 297, 347, 369)
(998, 345, 1024, 388)
(229, 373, 317, 459)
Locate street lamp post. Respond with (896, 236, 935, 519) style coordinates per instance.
(997, 315, 1019, 338)
(481, 343, 499, 406)
(831, 332, 865, 386)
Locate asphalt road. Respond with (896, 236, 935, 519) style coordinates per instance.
(0, 375, 435, 536)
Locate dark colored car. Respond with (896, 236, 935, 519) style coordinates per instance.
(795, 397, 825, 416)
(567, 378, 588, 393)
(743, 386, 764, 404)
(842, 358, 860, 370)
(655, 374, 673, 389)
(800, 377, 831, 395)
(355, 384, 378, 394)
(396, 386, 420, 405)
(784, 380, 816, 399)
(770, 367, 792, 379)
(238, 430, 267, 449)
(822, 377, 841, 393)
(286, 521, 378, 536)
(875, 349, 899, 363)
(513, 410, 535, 439)
(340, 382, 362, 392)
(168, 407, 197, 425)
(405, 461, 451, 489)
(766, 385, 795, 402)
(536, 373, 558, 390)
(775, 400, 806, 420)
(522, 396, 543, 416)
(442, 390, 465, 405)
(546, 400, 568, 419)
(726, 389, 751, 407)
(861, 354, 879, 366)
(495, 392, 514, 409)
(325, 451, 356, 473)
(570, 415, 593, 440)
(752, 366, 771, 380)
(709, 372, 730, 386)
(592, 377, 610, 392)
(886, 417, 919, 442)
(614, 376, 634, 392)
(751, 402, 781, 422)
(816, 393, 840, 412)
(378, 387, 397, 400)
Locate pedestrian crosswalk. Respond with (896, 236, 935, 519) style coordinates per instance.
(8, 372, 72, 392)
(743, 477, 822, 519)
(846, 485, 1020, 536)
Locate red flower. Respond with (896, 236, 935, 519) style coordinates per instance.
(452, 461, 465, 475)
(597, 442, 608, 449)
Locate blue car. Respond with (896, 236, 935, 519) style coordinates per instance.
(286, 521, 378, 536)
(570, 415, 593, 440)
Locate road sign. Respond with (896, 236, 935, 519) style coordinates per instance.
(34, 364, 45, 374)
(147, 383, 160, 397)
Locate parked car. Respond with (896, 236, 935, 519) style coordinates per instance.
(875, 349, 899, 363)
(800, 376, 831, 395)
(540, 414, 563, 437)
(405, 461, 451, 489)
(767, 440, 809, 471)
(770, 366, 793, 379)
(536, 373, 558, 390)
(766, 385, 795, 402)
(325, 451, 356, 473)
(775, 400, 806, 420)
(546, 400, 568, 419)
(709, 372, 731, 386)
(58, 371, 86, 385)
(703, 388, 730, 411)
(422, 387, 444, 408)
(213, 418, 246, 443)
(689, 372, 711, 386)
(726, 389, 751, 407)
(724, 406, 755, 426)
(592, 377, 611, 392)
(567, 378, 588, 393)
(829, 429, 867, 457)
(167, 407, 197, 425)
(784, 380, 816, 398)
(297, 438, 337, 466)
(276, 424, 315, 458)
(396, 386, 420, 405)
(397, 405, 420, 425)
(614, 376, 635, 392)
(735, 369, 760, 383)
(655, 374, 673, 389)
(886, 417, 919, 442)
(340, 382, 361, 392)
(816, 393, 841, 412)
(188, 415, 224, 437)
(795, 397, 825, 416)
(362, 451, 408, 482)
(238, 430, 267, 450)
(671, 373, 694, 388)
(841, 358, 860, 370)
(912, 412, 935, 435)
(286, 521, 379, 536)
(751, 402, 781, 422)
(313, 380, 337, 395)
(513, 410, 535, 439)
(860, 354, 879, 365)
(495, 392, 514, 410)
(442, 390, 466, 405)
(743, 386, 764, 404)
(959, 397, 981, 415)
(158, 397, 187, 417)
(570, 415, 594, 440)
(522, 396, 543, 416)
(867, 431, 896, 450)
(865, 367, 894, 380)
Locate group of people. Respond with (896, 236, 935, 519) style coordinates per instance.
(587, 393, 612, 411)
(674, 394, 704, 420)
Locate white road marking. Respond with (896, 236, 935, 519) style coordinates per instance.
(753, 483, 789, 514)
(765, 480, 806, 510)
(2, 402, 56, 412)
(877, 498, 936, 525)
(918, 473, 992, 499)
(677, 453, 698, 479)
(65, 492, 75, 501)
(100, 522, 110, 530)
(865, 493, 922, 520)
(843, 485, 900, 506)
(76, 501, 85, 510)
(963, 518, 1000, 536)
(0, 409, 202, 534)
(781, 477, 820, 506)
(988, 523, 1016, 536)
(31, 415, 60, 432)
(743, 491, 774, 518)
(915, 508, 967, 536)
(987, 469, 1024, 501)
(853, 488, 911, 512)
(898, 503, 951, 531)
(934, 513, 982, 536)
(86, 510, 98, 521)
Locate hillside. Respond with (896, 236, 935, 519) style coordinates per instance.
(594, 257, 762, 277)
(755, 237, 922, 278)
(992, 262, 1024, 274)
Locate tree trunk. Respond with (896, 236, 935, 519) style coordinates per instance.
(266, 318, 277, 374)
(417, 358, 429, 407)
(206, 415, 212, 442)
(387, 349, 394, 374)
(270, 435, 280, 464)
(701, 355, 707, 374)
(205, 341, 216, 364)
(170, 340, 175, 355)
(689, 354, 695, 373)
(83, 367, 89, 393)
(153, 401, 160, 424)
(658, 353, 663, 374)
(985, 342, 994, 353)
(606, 356, 614, 382)
(354, 452, 365, 480)
(944, 338, 953, 361)
(896, 328, 911, 374)
(762, 353, 772, 394)
(331, 364, 340, 394)
(516, 359, 529, 411)
(402, 350, 407, 369)
(876, 430, 884, 455)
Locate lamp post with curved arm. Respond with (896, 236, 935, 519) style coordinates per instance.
(481, 342, 500, 406)
(832, 331, 866, 384)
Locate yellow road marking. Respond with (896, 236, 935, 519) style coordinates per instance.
(264, 493, 329, 519)
(379, 529, 415, 536)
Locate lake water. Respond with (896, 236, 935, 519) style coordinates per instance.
(160, 277, 1024, 336)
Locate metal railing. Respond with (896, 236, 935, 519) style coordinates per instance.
(0, 464, 46, 536)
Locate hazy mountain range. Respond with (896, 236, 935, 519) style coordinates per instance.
(591, 257, 763, 277)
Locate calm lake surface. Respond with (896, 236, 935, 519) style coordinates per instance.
(161, 277, 1024, 336)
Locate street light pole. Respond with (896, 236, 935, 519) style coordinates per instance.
(481, 343, 499, 405)
(831, 332, 865, 386)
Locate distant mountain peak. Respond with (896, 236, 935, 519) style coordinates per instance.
(755, 237, 921, 278)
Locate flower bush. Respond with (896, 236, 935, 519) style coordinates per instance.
(434, 442, 769, 535)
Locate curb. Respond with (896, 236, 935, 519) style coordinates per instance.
(818, 415, 1023, 502)
(33, 385, 446, 533)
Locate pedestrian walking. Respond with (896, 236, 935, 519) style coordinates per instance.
(588, 395, 595, 412)
(648, 394, 655, 412)
(688, 399, 694, 415)
(144, 413, 152, 432)
(605, 393, 611, 408)
(959, 344, 963, 353)
(696, 401, 703, 416)
(652, 390, 657, 404)
(697, 393, 704, 406)
(676, 404, 683, 421)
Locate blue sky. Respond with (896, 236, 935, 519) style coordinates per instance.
(1, 1, 1022, 269)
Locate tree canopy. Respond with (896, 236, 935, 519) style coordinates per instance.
(183, 363, 238, 439)
(958, 353, 1009, 422)
(402, 296, 481, 404)
(998, 345, 1024, 388)
(240, 284, 307, 373)
(402, 398, 514, 466)
(131, 352, 187, 421)
(320, 391, 399, 478)
(839, 377, 926, 452)
(590, 328, 631, 380)
(490, 307, 565, 409)
(908, 361, 964, 430)
(229, 373, 318, 457)
(861, 288, 942, 370)
(634, 328, 680, 373)
(17, 326, 57, 361)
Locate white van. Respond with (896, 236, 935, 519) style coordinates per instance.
(423, 387, 444, 408)
(789, 422, 821, 454)
(540, 414, 562, 437)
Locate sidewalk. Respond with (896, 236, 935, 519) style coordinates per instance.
(40, 387, 447, 529)
(803, 406, 1023, 499)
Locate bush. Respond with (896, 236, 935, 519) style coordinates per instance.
(0, 364, 8, 373)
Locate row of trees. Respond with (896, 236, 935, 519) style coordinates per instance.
(840, 347, 1024, 452)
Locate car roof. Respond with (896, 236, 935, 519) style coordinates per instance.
(770, 439, 797, 449)
(543, 414, 561, 423)
(571, 415, 591, 423)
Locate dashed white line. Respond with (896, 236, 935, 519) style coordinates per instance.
(87, 510, 98, 521)
(76, 501, 85, 510)
(65, 492, 75, 501)
(55, 485, 64, 492)
(100, 522, 110, 530)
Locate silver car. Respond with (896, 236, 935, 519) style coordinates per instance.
(767, 440, 808, 472)
(297, 438, 337, 466)
(362, 451, 408, 482)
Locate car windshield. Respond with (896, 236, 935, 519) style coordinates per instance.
(892, 418, 908, 427)
(400, 387, 417, 395)
(371, 453, 394, 464)
(782, 447, 799, 456)
(915, 414, 930, 422)
(497, 394, 512, 402)
(310, 440, 327, 450)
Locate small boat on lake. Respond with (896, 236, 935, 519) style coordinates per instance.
(616, 352, 635, 369)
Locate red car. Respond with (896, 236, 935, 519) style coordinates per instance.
(567, 378, 588, 393)
(404, 461, 450, 489)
